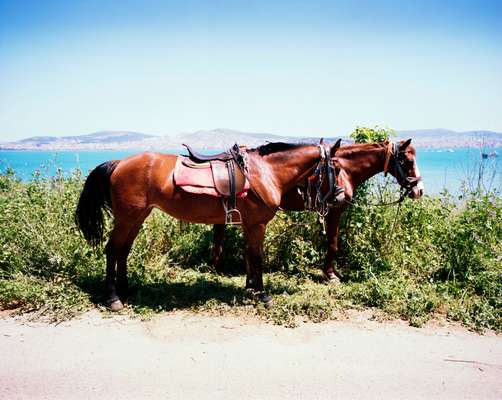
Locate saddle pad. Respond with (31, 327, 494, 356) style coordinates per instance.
(173, 157, 249, 198)
(174, 157, 213, 187)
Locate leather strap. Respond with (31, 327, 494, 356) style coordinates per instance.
(227, 160, 236, 212)
(383, 140, 394, 176)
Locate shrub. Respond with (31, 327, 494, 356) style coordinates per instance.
(0, 169, 500, 330)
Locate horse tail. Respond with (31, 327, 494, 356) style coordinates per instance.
(75, 160, 119, 247)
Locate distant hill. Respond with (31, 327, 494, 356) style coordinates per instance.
(396, 129, 502, 148)
(16, 131, 157, 146)
(1, 128, 501, 150)
(0, 128, 344, 151)
(172, 128, 343, 149)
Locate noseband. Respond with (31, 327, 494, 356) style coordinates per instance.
(383, 141, 422, 201)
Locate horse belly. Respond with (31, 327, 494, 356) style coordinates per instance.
(155, 185, 229, 224)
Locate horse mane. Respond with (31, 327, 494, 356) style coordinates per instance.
(254, 142, 309, 156)
(337, 140, 415, 158)
(336, 141, 387, 157)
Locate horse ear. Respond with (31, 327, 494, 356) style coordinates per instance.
(400, 139, 412, 150)
(330, 138, 342, 157)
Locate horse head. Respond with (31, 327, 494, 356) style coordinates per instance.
(329, 139, 346, 204)
(384, 139, 424, 199)
(319, 138, 345, 205)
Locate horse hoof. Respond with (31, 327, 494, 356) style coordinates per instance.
(324, 272, 341, 285)
(108, 299, 124, 311)
(245, 289, 274, 308)
(258, 292, 274, 308)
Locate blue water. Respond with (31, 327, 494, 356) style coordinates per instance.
(0, 148, 500, 195)
(0, 150, 142, 179)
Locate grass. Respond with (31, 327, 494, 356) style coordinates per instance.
(0, 168, 500, 331)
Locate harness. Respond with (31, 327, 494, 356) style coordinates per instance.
(383, 142, 422, 204)
(243, 142, 345, 222)
(298, 142, 345, 232)
(184, 142, 346, 224)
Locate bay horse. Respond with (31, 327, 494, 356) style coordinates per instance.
(75, 140, 341, 310)
(212, 139, 424, 281)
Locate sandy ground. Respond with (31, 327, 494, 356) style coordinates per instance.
(0, 310, 501, 400)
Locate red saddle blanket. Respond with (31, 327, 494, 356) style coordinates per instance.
(173, 157, 249, 197)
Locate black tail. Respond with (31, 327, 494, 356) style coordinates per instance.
(75, 160, 119, 247)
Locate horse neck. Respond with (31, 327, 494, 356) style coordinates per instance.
(253, 145, 321, 191)
(338, 144, 387, 188)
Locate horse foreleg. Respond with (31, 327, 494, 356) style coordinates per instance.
(243, 223, 272, 305)
(323, 209, 344, 284)
(211, 224, 226, 272)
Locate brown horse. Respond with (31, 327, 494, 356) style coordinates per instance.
(212, 139, 424, 281)
(75, 140, 341, 310)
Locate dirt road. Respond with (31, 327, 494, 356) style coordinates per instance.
(0, 310, 501, 400)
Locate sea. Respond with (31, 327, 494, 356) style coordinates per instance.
(0, 148, 500, 195)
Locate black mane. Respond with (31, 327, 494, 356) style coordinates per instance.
(255, 142, 307, 156)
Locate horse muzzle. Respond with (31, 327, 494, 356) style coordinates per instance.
(410, 180, 424, 199)
(405, 176, 424, 199)
(328, 189, 346, 208)
(408, 187, 422, 199)
(335, 191, 345, 204)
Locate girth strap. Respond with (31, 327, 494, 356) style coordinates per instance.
(221, 160, 242, 224)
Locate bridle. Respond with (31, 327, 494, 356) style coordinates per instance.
(383, 141, 422, 203)
(298, 141, 345, 231)
(343, 140, 423, 209)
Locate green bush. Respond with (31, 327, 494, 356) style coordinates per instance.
(0, 169, 500, 330)
(349, 125, 395, 143)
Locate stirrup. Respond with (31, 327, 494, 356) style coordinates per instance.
(225, 208, 242, 225)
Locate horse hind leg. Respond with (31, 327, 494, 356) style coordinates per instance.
(105, 234, 123, 311)
(115, 211, 151, 301)
(211, 224, 226, 272)
(115, 242, 132, 302)
(104, 210, 150, 311)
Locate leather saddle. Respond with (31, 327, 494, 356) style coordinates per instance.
(183, 143, 236, 163)
(180, 143, 248, 224)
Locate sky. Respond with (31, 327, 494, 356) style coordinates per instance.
(1, 0, 501, 141)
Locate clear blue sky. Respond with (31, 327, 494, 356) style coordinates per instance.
(1, 0, 501, 140)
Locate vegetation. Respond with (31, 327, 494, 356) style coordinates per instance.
(349, 125, 395, 143)
(0, 154, 500, 331)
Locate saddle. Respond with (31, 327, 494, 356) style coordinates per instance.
(183, 143, 236, 163)
(174, 144, 249, 224)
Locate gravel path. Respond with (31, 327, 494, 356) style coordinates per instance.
(0, 310, 501, 400)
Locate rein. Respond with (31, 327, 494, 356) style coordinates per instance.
(342, 187, 410, 209)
